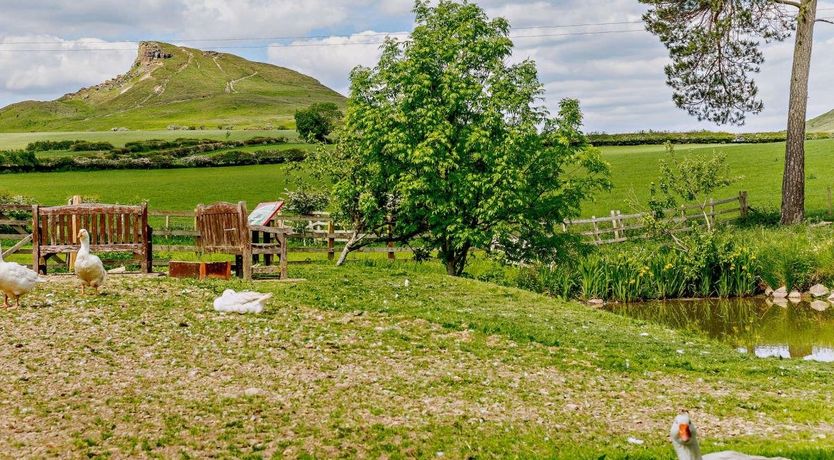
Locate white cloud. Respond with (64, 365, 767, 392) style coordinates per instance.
(267, 31, 409, 94)
(0, 36, 136, 95)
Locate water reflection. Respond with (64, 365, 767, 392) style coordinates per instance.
(605, 298, 834, 360)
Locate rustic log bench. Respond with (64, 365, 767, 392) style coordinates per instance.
(32, 203, 152, 274)
(195, 201, 288, 280)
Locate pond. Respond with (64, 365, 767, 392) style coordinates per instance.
(604, 297, 834, 362)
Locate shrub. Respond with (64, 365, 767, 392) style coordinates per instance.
(284, 189, 329, 215)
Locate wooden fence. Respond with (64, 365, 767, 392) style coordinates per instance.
(0, 191, 750, 268)
(149, 211, 402, 265)
(563, 191, 749, 245)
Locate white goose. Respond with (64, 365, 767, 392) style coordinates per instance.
(0, 243, 43, 308)
(671, 412, 789, 460)
(74, 229, 106, 294)
(213, 289, 272, 314)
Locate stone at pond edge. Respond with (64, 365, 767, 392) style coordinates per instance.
(588, 298, 604, 307)
(772, 287, 788, 298)
(765, 287, 774, 296)
(788, 290, 803, 301)
(810, 284, 830, 297)
(811, 300, 830, 312)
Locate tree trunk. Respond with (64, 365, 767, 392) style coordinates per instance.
(780, 0, 817, 225)
(441, 240, 471, 276)
(336, 231, 364, 266)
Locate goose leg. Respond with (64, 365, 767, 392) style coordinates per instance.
(81, 284, 85, 295)
(9, 296, 18, 309)
(2, 294, 8, 308)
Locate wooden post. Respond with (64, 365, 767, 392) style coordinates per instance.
(617, 210, 624, 242)
(739, 191, 749, 219)
(591, 216, 599, 244)
(709, 198, 716, 227)
(68, 195, 82, 271)
(263, 225, 273, 266)
(610, 210, 619, 241)
(251, 230, 260, 265)
(279, 231, 288, 279)
(31, 205, 41, 273)
(327, 220, 335, 261)
(387, 217, 395, 260)
(140, 204, 151, 273)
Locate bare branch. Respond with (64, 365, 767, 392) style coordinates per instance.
(772, 0, 801, 8)
(817, 18, 834, 24)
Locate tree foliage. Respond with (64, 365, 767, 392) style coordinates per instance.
(294, 103, 342, 143)
(640, 0, 795, 125)
(315, 0, 610, 275)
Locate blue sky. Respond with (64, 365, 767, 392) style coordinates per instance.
(0, 0, 832, 133)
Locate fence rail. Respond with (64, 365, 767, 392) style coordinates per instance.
(563, 191, 748, 245)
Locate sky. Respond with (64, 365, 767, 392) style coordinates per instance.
(0, 0, 832, 133)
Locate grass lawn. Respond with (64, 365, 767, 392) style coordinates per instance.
(2, 136, 833, 217)
(0, 163, 318, 210)
(0, 129, 298, 150)
(588, 138, 834, 217)
(1, 260, 832, 458)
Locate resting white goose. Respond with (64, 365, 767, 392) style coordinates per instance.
(671, 412, 789, 460)
(74, 229, 106, 295)
(213, 289, 272, 314)
(0, 243, 43, 308)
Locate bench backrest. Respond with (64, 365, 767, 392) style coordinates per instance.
(33, 203, 149, 250)
(195, 201, 250, 253)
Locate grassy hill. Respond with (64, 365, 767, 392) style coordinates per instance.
(809, 109, 834, 132)
(0, 42, 345, 132)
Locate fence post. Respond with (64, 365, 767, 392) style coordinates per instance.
(591, 216, 600, 244)
(739, 191, 749, 219)
(617, 210, 624, 242)
(709, 198, 716, 227)
(387, 218, 395, 261)
(610, 210, 619, 241)
(327, 220, 335, 261)
(68, 195, 82, 271)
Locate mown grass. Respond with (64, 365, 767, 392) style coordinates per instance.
(587, 137, 834, 217)
(1, 261, 832, 458)
(4, 136, 834, 218)
(0, 163, 320, 210)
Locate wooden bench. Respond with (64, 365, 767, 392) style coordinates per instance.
(195, 201, 288, 280)
(32, 203, 152, 274)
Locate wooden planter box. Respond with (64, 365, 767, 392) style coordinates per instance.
(168, 261, 231, 280)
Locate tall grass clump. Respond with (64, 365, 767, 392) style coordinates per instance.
(503, 230, 759, 303)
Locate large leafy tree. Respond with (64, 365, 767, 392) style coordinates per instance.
(317, 0, 610, 275)
(640, 0, 826, 224)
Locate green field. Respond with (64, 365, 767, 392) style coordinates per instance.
(0, 129, 296, 150)
(585, 138, 834, 217)
(1, 261, 832, 458)
(0, 164, 317, 210)
(3, 136, 833, 218)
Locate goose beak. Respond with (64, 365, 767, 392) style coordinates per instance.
(678, 423, 691, 442)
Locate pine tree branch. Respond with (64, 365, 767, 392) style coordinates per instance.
(771, 0, 801, 8)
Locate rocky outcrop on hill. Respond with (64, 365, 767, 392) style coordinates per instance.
(62, 42, 173, 99)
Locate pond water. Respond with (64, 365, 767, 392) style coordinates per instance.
(604, 297, 834, 362)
